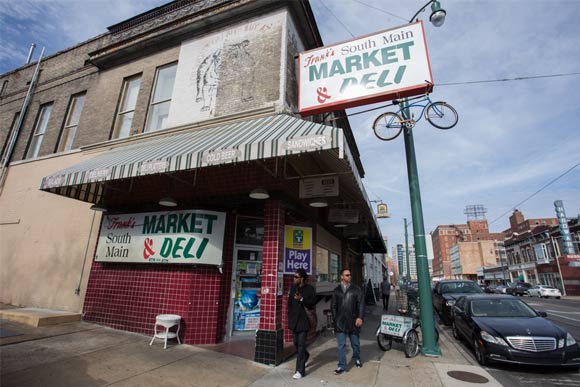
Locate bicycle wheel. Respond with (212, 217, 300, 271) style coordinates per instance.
(404, 329, 420, 358)
(425, 101, 458, 129)
(373, 112, 403, 141)
(377, 333, 393, 351)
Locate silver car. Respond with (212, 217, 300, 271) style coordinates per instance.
(528, 285, 562, 299)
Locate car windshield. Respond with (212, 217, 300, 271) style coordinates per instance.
(441, 282, 483, 294)
(470, 299, 537, 318)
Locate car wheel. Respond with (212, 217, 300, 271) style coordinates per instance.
(473, 338, 488, 366)
(557, 297, 561, 300)
(452, 321, 461, 341)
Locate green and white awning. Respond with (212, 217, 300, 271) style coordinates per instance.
(40, 114, 344, 194)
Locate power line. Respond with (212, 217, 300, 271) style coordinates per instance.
(351, 0, 408, 22)
(438, 72, 580, 87)
(319, 0, 355, 38)
(326, 72, 580, 121)
(490, 161, 580, 225)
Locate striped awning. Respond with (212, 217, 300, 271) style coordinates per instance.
(40, 114, 344, 196)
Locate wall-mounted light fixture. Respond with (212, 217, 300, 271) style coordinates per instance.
(159, 196, 178, 207)
(249, 188, 270, 200)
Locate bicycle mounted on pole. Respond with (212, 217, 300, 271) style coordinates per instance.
(372, 94, 458, 141)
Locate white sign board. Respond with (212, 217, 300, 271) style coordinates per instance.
(95, 210, 226, 265)
(298, 21, 433, 116)
(380, 314, 414, 337)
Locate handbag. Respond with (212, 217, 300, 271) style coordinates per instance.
(305, 307, 318, 344)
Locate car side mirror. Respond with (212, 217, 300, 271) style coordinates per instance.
(538, 311, 548, 317)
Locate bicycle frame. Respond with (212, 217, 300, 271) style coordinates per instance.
(394, 95, 434, 123)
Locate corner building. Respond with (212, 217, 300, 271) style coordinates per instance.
(0, 0, 385, 365)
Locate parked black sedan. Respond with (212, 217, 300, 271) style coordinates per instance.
(432, 280, 483, 325)
(451, 295, 580, 369)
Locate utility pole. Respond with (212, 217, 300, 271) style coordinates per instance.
(404, 218, 411, 282)
(401, 99, 441, 356)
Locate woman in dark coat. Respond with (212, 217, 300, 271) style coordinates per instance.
(288, 268, 316, 379)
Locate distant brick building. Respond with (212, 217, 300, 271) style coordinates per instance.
(431, 220, 503, 279)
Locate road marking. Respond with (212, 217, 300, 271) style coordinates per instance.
(546, 310, 580, 315)
(547, 311, 580, 322)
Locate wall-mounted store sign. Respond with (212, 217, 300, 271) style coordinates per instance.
(298, 21, 433, 116)
(140, 160, 168, 175)
(202, 148, 242, 166)
(328, 208, 359, 224)
(284, 226, 312, 274)
(299, 175, 339, 198)
(95, 209, 226, 265)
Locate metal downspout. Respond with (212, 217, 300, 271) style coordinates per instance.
(0, 47, 45, 193)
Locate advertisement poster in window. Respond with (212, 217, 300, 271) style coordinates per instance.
(284, 226, 312, 274)
(234, 278, 261, 331)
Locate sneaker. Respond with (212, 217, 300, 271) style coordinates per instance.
(355, 360, 362, 368)
(333, 368, 345, 375)
(292, 371, 303, 380)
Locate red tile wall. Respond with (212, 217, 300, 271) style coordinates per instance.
(259, 200, 284, 332)
(82, 211, 236, 344)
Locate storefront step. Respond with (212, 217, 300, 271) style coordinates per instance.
(0, 308, 81, 327)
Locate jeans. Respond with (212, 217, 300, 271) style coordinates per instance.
(336, 331, 360, 370)
(293, 330, 309, 376)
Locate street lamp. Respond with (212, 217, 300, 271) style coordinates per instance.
(400, 0, 447, 357)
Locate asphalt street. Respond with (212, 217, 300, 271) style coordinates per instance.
(440, 297, 580, 387)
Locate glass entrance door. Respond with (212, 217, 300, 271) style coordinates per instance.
(232, 249, 262, 332)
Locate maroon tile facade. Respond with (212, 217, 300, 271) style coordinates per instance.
(83, 212, 236, 344)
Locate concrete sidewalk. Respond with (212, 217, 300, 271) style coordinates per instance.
(0, 304, 502, 387)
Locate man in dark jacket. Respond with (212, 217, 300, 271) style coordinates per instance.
(381, 277, 391, 311)
(331, 268, 364, 375)
(288, 268, 316, 380)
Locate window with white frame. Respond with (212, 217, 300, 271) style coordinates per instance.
(145, 63, 177, 132)
(58, 92, 86, 152)
(113, 75, 141, 138)
(26, 103, 53, 159)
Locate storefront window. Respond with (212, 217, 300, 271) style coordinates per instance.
(315, 246, 340, 282)
(236, 217, 264, 246)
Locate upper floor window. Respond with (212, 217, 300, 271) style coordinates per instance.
(26, 103, 53, 159)
(113, 75, 141, 139)
(145, 63, 177, 132)
(58, 92, 86, 152)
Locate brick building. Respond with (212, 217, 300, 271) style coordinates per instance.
(431, 220, 503, 280)
(504, 213, 580, 295)
(0, 0, 385, 364)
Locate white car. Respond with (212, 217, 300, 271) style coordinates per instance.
(528, 285, 562, 299)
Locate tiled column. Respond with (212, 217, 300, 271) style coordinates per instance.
(255, 199, 285, 365)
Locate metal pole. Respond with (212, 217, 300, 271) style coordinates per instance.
(404, 218, 410, 283)
(401, 99, 441, 356)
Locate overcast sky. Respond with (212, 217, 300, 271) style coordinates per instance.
(1, 0, 579, 254)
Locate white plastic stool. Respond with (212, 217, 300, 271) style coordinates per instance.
(149, 314, 181, 349)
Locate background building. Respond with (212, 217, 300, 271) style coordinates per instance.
(431, 219, 503, 279)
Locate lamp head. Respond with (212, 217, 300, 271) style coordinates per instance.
(159, 196, 178, 207)
(249, 188, 270, 200)
(429, 0, 446, 27)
